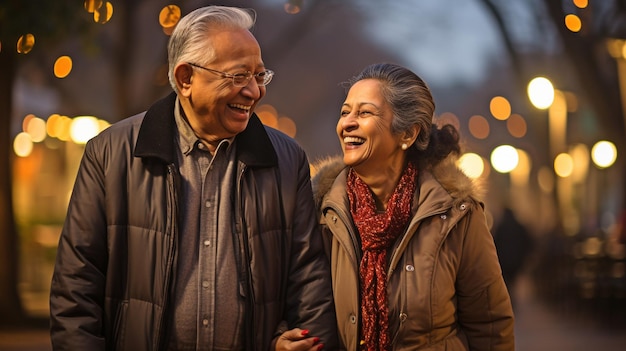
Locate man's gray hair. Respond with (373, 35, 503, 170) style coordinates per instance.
(167, 6, 256, 92)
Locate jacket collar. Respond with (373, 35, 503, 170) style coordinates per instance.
(312, 155, 483, 211)
(134, 91, 277, 167)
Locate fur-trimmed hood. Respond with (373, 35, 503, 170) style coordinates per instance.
(311, 155, 484, 210)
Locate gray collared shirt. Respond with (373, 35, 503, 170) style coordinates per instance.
(167, 98, 244, 350)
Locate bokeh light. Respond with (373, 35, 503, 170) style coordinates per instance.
(528, 77, 554, 109)
(606, 39, 625, 59)
(510, 149, 531, 186)
(468, 115, 490, 139)
(54, 56, 73, 78)
(591, 140, 617, 168)
(506, 113, 527, 138)
(84, 0, 103, 13)
(22, 114, 35, 132)
(489, 96, 511, 120)
(159, 5, 181, 31)
(94, 2, 113, 24)
(17, 34, 35, 54)
(573, 0, 588, 8)
(13, 132, 33, 157)
(436, 112, 460, 132)
(491, 145, 519, 173)
(458, 152, 484, 179)
(570, 143, 590, 183)
(25, 116, 47, 143)
(46, 114, 61, 138)
(285, 0, 303, 14)
(278, 116, 297, 138)
(565, 14, 582, 32)
(70, 116, 100, 144)
(256, 104, 279, 129)
(554, 152, 574, 178)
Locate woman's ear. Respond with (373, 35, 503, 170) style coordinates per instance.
(174, 63, 194, 97)
(402, 125, 420, 148)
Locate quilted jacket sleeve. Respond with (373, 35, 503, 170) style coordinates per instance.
(50, 137, 108, 350)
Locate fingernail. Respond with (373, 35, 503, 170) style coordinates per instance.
(313, 337, 320, 343)
(301, 329, 309, 336)
(317, 344, 324, 350)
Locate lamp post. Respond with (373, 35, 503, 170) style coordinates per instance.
(527, 76, 574, 235)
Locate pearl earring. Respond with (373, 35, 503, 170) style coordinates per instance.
(401, 143, 408, 150)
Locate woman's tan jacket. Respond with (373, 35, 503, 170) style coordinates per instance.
(312, 156, 515, 351)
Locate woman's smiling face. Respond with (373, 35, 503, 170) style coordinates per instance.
(337, 79, 406, 174)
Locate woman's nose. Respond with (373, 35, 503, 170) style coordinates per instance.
(341, 114, 358, 131)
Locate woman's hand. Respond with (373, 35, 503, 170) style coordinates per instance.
(274, 328, 324, 351)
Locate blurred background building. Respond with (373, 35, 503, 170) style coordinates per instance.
(1, 0, 626, 349)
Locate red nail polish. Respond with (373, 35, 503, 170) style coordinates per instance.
(301, 329, 309, 336)
(317, 343, 324, 350)
(313, 337, 320, 343)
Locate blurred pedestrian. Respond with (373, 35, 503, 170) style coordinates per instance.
(493, 207, 534, 307)
(49, 5, 338, 351)
(313, 63, 514, 350)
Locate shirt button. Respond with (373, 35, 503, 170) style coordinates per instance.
(203, 240, 211, 247)
(405, 264, 415, 272)
(205, 200, 211, 208)
(202, 319, 209, 327)
(202, 281, 209, 289)
(350, 314, 357, 324)
(440, 214, 447, 220)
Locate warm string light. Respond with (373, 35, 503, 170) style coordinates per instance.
(284, 0, 304, 14)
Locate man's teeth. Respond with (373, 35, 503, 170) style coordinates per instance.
(230, 104, 251, 111)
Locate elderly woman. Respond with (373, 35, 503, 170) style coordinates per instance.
(313, 63, 514, 351)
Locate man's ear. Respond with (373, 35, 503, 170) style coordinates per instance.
(174, 63, 194, 97)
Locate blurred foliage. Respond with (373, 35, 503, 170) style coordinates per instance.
(0, 1, 93, 50)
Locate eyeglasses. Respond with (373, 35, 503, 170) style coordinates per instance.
(187, 62, 274, 87)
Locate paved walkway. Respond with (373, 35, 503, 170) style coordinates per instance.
(513, 274, 626, 351)
(1, 274, 625, 350)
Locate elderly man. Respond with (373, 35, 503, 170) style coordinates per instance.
(50, 5, 338, 351)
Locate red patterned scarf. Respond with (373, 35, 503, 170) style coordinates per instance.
(347, 162, 417, 351)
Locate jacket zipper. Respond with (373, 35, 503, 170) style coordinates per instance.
(155, 164, 179, 350)
(236, 165, 257, 351)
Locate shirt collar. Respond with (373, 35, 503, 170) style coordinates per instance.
(174, 97, 234, 155)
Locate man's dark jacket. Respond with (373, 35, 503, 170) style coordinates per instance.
(50, 92, 339, 350)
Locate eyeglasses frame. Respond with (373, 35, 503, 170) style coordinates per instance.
(187, 62, 274, 87)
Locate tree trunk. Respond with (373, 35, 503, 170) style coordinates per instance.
(0, 50, 26, 325)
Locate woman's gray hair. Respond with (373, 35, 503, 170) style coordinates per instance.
(349, 63, 435, 151)
(167, 6, 256, 92)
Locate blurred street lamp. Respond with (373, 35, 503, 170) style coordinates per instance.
(527, 76, 568, 159)
(527, 77, 554, 109)
(607, 38, 626, 138)
(528, 76, 575, 235)
(490, 145, 519, 174)
(591, 140, 617, 169)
